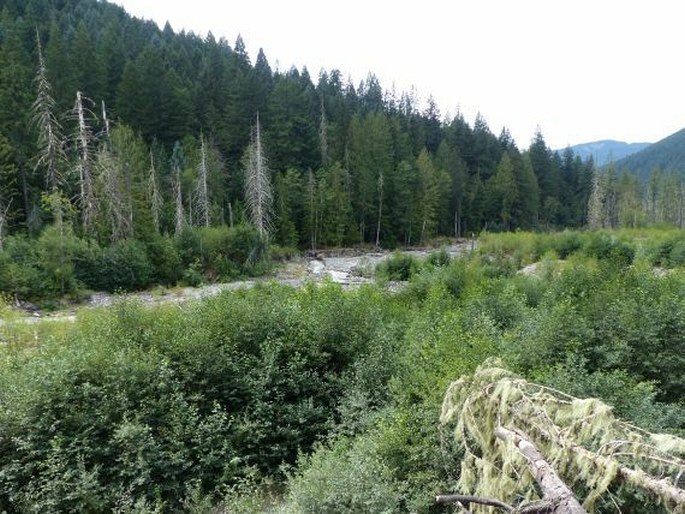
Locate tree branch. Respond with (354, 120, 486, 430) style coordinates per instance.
(435, 494, 513, 511)
(495, 426, 588, 514)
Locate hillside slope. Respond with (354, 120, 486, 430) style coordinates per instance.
(613, 128, 685, 179)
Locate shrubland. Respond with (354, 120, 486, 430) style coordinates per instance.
(0, 223, 270, 303)
(0, 230, 683, 513)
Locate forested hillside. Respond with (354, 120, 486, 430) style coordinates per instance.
(0, 0, 597, 248)
(614, 128, 685, 180)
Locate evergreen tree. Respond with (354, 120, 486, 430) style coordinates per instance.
(511, 151, 539, 229)
(487, 152, 518, 230)
(348, 112, 393, 243)
(436, 140, 468, 237)
(414, 149, 443, 242)
(148, 152, 162, 234)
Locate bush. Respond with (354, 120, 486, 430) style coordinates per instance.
(549, 230, 584, 258)
(146, 236, 182, 285)
(175, 224, 269, 281)
(376, 252, 422, 281)
(81, 240, 153, 292)
(425, 247, 451, 268)
(283, 436, 401, 514)
(584, 232, 635, 266)
(0, 237, 43, 299)
(651, 234, 685, 268)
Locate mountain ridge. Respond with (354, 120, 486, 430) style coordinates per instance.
(556, 140, 650, 167)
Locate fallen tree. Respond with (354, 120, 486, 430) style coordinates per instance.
(438, 361, 685, 513)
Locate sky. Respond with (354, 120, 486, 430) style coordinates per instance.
(115, 0, 685, 150)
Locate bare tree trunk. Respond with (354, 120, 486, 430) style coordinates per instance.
(32, 29, 65, 195)
(495, 427, 587, 514)
(195, 133, 210, 227)
(319, 95, 328, 167)
(98, 147, 131, 241)
(148, 152, 162, 234)
(375, 171, 383, 247)
(101, 100, 111, 140)
(308, 169, 317, 251)
(436, 494, 513, 512)
(75, 91, 96, 233)
(18, 165, 30, 228)
(0, 200, 11, 251)
(173, 166, 184, 234)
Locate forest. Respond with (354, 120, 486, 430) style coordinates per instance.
(0, 1, 684, 512)
(1, 0, 684, 302)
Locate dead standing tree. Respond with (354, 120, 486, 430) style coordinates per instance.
(244, 112, 272, 237)
(32, 29, 66, 196)
(72, 91, 97, 233)
(438, 362, 685, 513)
(193, 132, 210, 227)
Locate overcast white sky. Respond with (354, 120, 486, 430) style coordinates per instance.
(116, 0, 685, 149)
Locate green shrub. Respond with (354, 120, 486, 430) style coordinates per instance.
(376, 252, 422, 281)
(549, 230, 584, 258)
(584, 232, 635, 266)
(668, 239, 685, 267)
(425, 247, 451, 268)
(175, 224, 269, 281)
(88, 240, 154, 291)
(0, 237, 42, 299)
(33, 225, 91, 298)
(146, 236, 182, 285)
(284, 436, 401, 514)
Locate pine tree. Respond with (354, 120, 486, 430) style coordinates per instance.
(488, 152, 518, 230)
(244, 113, 272, 237)
(319, 95, 329, 167)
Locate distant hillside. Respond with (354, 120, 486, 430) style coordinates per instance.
(557, 140, 650, 167)
(613, 128, 685, 180)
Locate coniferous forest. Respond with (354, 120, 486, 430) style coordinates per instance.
(2, 0, 685, 300)
(1, 0, 593, 250)
(0, 1, 684, 513)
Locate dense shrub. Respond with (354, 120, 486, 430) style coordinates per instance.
(283, 436, 401, 514)
(584, 232, 635, 266)
(1, 229, 683, 512)
(425, 247, 451, 268)
(0, 283, 399, 511)
(175, 224, 269, 281)
(375, 252, 422, 281)
(145, 235, 183, 285)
